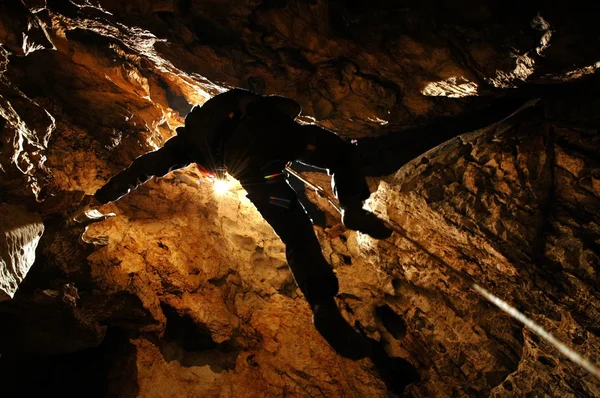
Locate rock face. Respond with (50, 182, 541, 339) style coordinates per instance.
(0, 205, 44, 301)
(370, 101, 600, 396)
(0, 1, 599, 397)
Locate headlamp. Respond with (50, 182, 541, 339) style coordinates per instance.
(212, 167, 231, 196)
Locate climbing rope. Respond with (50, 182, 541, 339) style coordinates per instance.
(284, 164, 342, 214)
(287, 166, 600, 381)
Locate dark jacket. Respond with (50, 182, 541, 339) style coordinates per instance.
(179, 88, 303, 177)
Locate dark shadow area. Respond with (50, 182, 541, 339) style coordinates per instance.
(369, 339, 420, 396)
(358, 97, 528, 176)
(188, 16, 236, 47)
(260, 0, 288, 11)
(0, 297, 103, 359)
(158, 303, 240, 372)
(158, 79, 193, 118)
(276, 270, 301, 298)
(0, 328, 139, 398)
(327, 0, 433, 41)
(376, 304, 407, 340)
(161, 302, 219, 351)
(360, 76, 600, 177)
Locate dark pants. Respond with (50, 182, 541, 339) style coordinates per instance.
(95, 125, 370, 307)
(242, 172, 339, 305)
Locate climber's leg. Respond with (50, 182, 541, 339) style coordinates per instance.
(242, 174, 338, 304)
(242, 175, 371, 359)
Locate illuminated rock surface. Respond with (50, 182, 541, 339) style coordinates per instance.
(0, 205, 44, 301)
(0, 1, 599, 397)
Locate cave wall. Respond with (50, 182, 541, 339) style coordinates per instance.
(1, 1, 599, 397)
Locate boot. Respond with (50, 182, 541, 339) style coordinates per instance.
(342, 206, 393, 240)
(312, 298, 373, 360)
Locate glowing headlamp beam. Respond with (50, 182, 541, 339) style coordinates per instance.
(213, 178, 231, 195)
(473, 284, 600, 380)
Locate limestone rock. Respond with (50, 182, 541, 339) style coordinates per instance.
(0, 204, 44, 301)
(364, 100, 600, 396)
(0, 1, 599, 397)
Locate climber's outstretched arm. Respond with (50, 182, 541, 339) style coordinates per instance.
(95, 135, 192, 204)
(297, 124, 370, 207)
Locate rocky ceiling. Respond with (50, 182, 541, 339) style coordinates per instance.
(1, 0, 600, 396)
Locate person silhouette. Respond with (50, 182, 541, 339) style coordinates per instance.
(90, 88, 393, 359)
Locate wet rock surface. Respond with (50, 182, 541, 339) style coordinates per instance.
(0, 1, 599, 396)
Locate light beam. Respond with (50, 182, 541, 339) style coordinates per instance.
(213, 178, 231, 196)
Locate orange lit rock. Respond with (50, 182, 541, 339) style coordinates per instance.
(1, 1, 600, 397)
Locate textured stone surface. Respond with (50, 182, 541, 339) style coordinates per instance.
(0, 204, 44, 301)
(366, 102, 600, 396)
(0, 1, 599, 397)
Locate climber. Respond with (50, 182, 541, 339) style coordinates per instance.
(86, 88, 393, 360)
